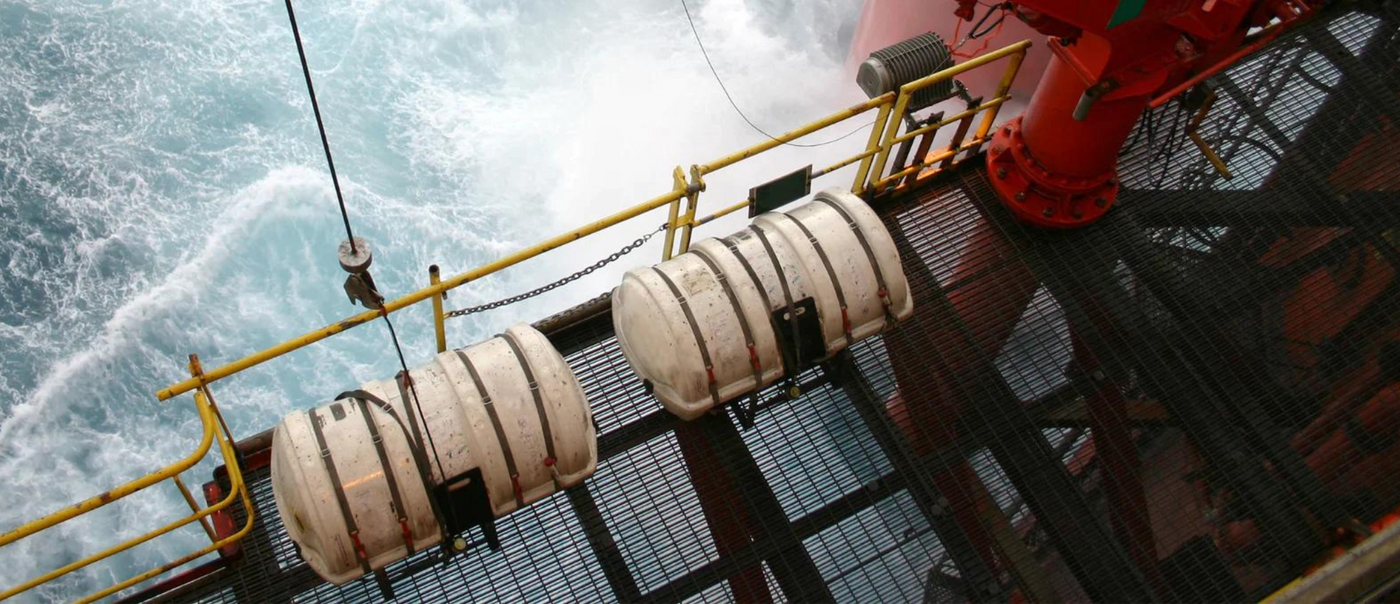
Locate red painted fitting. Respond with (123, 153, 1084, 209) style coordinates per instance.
(987, 52, 1153, 228)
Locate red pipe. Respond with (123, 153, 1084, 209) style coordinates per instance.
(1020, 58, 1152, 179)
(985, 48, 1154, 228)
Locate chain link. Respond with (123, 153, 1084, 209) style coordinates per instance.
(445, 223, 669, 320)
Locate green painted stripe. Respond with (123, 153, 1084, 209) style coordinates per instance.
(1107, 0, 1147, 28)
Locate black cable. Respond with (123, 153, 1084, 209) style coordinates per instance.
(1155, 104, 1189, 187)
(284, 0, 358, 253)
(968, 3, 1009, 39)
(678, 0, 873, 148)
(379, 308, 450, 483)
(1120, 111, 1149, 158)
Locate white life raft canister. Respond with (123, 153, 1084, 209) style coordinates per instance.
(612, 188, 913, 420)
(271, 324, 596, 584)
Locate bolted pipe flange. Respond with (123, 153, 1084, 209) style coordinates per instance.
(986, 117, 1118, 229)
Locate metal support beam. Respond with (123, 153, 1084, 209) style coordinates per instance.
(882, 214, 1155, 602)
(963, 173, 1326, 573)
(691, 412, 834, 603)
(1037, 396, 1172, 428)
(565, 486, 643, 602)
(639, 470, 909, 603)
(1127, 189, 1400, 227)
(828, 353, 1010, 602)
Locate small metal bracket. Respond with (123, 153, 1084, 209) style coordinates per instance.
(772, 297, 824, 368)
(1184, 87, 1234, 180)
(339, 237, 384, 309)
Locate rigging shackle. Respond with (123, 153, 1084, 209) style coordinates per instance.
(339, 237, 383, 310)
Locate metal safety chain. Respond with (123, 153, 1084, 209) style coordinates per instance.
(445, 223, 668, 320)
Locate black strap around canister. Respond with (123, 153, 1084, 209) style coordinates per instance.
(335, 387, 448, 547)
(813, 197, 897, 327)
(498, 330, 561, 489)
(721, 235, 795, 378)
(453, 350, 526, 508)
(394, 375, 429, 477)
(653, 267, 722, 409)
(777, 212, 853, 345)
(307, 408, 373, 575)
(751, 224, 811, 366)
(352, 397, 415, 553)
(693, 248, 765, 395)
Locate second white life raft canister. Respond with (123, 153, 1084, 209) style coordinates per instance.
(612, 187, 913, 420)
(271, 324, 596, 585)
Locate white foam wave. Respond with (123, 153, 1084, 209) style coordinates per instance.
(1, 167, 325, 442)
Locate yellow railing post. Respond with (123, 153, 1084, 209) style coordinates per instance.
(852, 103, 894, 195)
(973, 42, 1031, 144)
(868, 92, 915, 192)
(430, 265, 447, 353)
(677, 165, 706, 255)
(663, 166, 688, 260)
(940, 97, 981, 171)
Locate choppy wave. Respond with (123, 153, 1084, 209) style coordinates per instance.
(0, 0, 863, 598)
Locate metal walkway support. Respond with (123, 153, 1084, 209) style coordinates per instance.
(883, 212, 1156, 602)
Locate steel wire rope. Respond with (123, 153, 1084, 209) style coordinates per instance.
(281, 1, 456, 531)
(679, 0, 875, 148)
(283, 0, 357, 253)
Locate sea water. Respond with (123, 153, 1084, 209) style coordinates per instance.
(0, 0, 869, 598)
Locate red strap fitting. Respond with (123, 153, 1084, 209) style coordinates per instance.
(747, 344, 761, 372)
(511, 474, 524, 502)
(841, 308, 852, 335)
(399, 519, 414, 547)
(543, 456, 556, 467)
(706, 366, 717, 385)
(350, 531, 369, 561)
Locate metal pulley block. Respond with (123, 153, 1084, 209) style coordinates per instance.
(339, 237, 383, 310)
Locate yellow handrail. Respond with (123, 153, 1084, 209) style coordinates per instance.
(0, 401, 216, 550)
(76, 389, 257, 604)
(694, 93, 896, 176)
(156, 186, 688, 400)
(0, 387, 253, 602)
